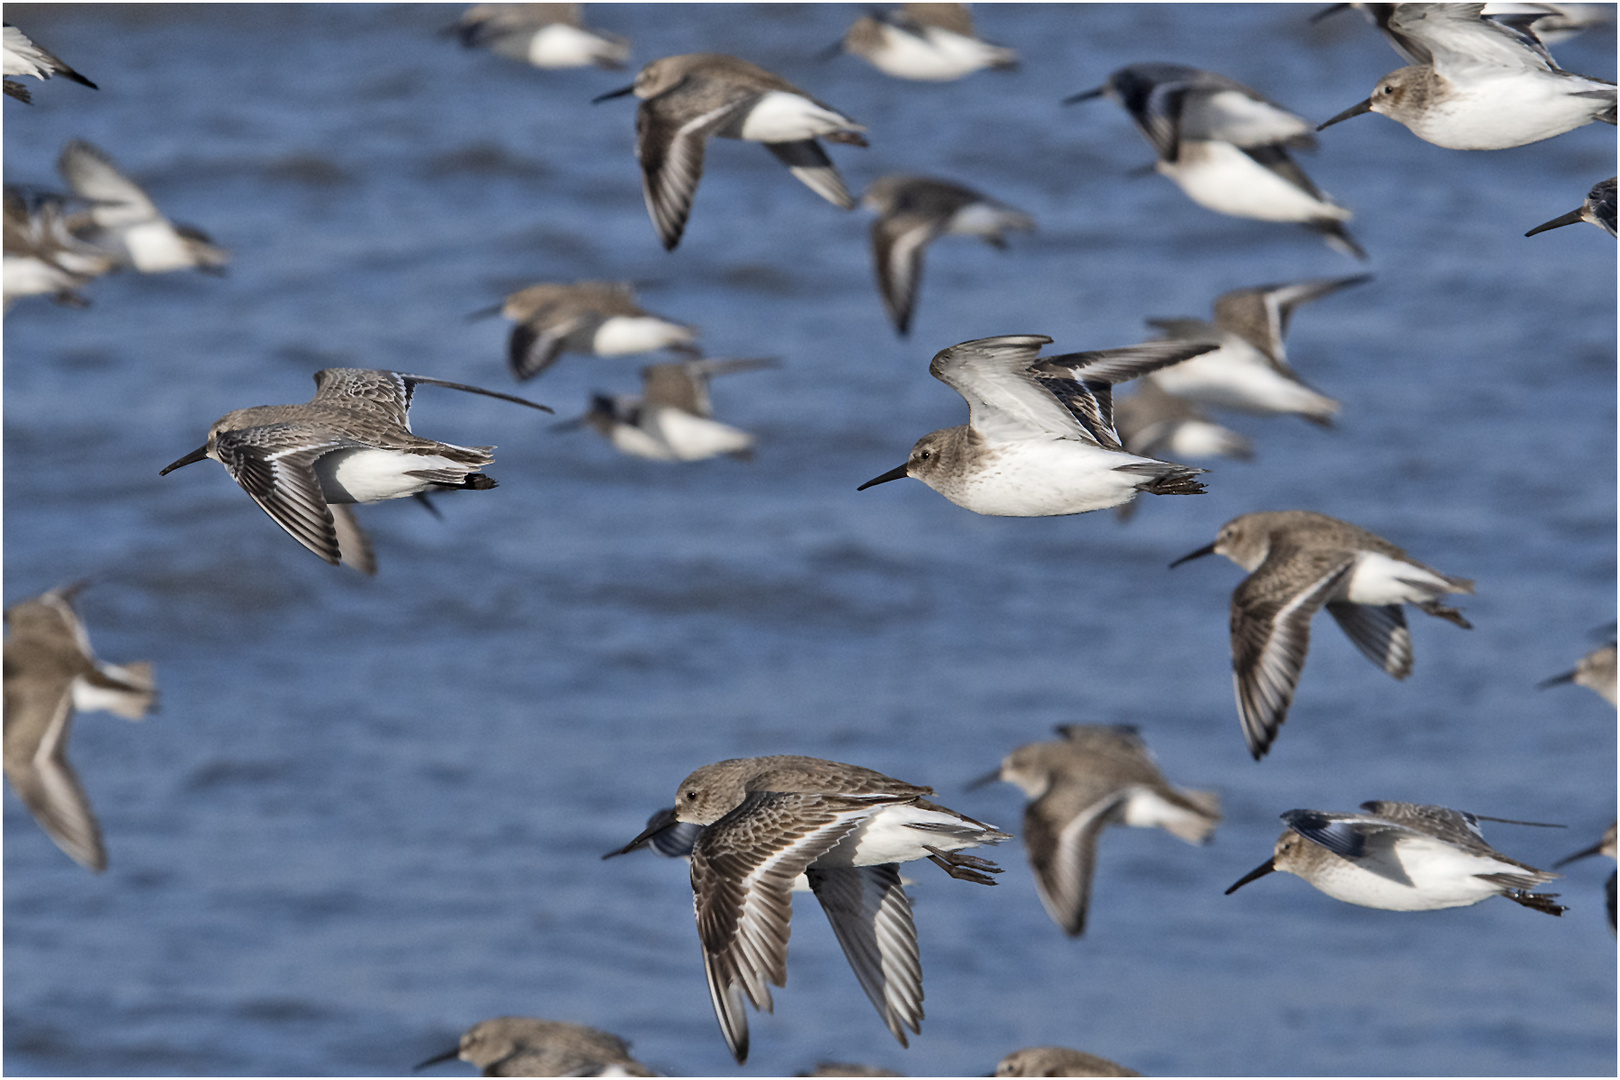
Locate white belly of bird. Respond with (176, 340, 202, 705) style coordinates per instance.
(1161, 418, 1248, 459)
(121, 220, 196, 273)
(1304, 839, 1519, 911)
(815, 803, 990, 867)
(1151, 340, 1339, 418)
(865, 26, 996, 81)
(316, 448, 477, 503)
(646, 409, 753, 461)
(947, 201, 1017, 237)
(3, 254, 79, 299)
(590, 316, 694, 356)
(525, 22, 608, 68)
(1159, 140, 1350, 223)
(1401, 73, 1611, 150)
(734, 91, 855, 141)
(1343, 551, 1452, 606)
(933, 439, 1170, 516)
(607, 423, 679, 461)
(1119, 788, 1207, 840)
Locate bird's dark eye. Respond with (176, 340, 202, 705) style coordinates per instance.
(684, 790, 697, 801)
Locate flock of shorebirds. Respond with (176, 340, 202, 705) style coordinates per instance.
(4, 3, 1617, 1076)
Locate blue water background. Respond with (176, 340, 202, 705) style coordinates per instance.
(3, 4, 1615, 1076)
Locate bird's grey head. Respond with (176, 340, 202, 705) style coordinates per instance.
(631, 53, 704, 98)
(673, 761, 749, 826)
(902, 428, 959, 488)
(994, 744, 1055, 800)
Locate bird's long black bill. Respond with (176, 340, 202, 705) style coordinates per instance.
(160, 445, 209, 475)
(592, 83, 636, 103)
(1061, 86, 1106, 105)
(965, 766, 1005, 791)
(1308, 3, 1352, 24)
(1225, 858, 1276, 894)
(856, 464, 909, 491)
(813, 37, 846, 63)
(1537, 669, 1578, 689)
(1318, 98, 1372, 131)
(464, 301, 505, 322)
(1525, 209, 1584, 237)
(1169, 542, 1217, 568)
(1555, 841, 1608, 868)
(603, 807, 679, 859)
(412, 1045, 460, 1071)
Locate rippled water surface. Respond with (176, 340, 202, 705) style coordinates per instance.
(4, 4, 1615, 1077)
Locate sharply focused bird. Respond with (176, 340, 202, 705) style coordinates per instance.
(858, 334, 1216, 516)
(1318, 3, 1617, 149)
(613, 755, 1009, 1063)
(159, 369, 552, 573)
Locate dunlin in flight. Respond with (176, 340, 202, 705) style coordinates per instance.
(972, 725, 1219, 936)
(1144, 275, 1369, 426)
(1318, 3, 1616, 149)
(858, 334, 1216, 516)
(57, 139, 229, 274)
(594, 53, 867, 250)
(1526, 176, 1616, 236)
(831, 3, 1018, 82)
(1067, 63, 1364, 257)
(475, 280, 696, 382)
(414, 1015, 655, 1076)
(616, 754, 1008, 1063)
(564, 355, 776, 461)
(3, 23, 96, 103)
(4, 582, 155, 872)
(1227, 801, 1566, 914)
(861, 175, 1033, 336)
(1172, 510, 1473, 759)
(443, 3, 629, 70)
(160, 369, 551, 573)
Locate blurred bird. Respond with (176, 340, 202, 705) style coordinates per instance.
(830, 3, 1018, 82)
(560, 355, 776, 461)
(414, 1016, 656, 1076)
(993, 1046, 1143, 1077)
(1538, 641, 1617, 704)
(3, 23, 96, 103)
(594, 53, 867, 250)
(1318, 3, 1617, 149)
(1114, 376, 1255, 464)
(57, 139, 229, 274)
(474, 280, 697, 381)
(1554, 822, 1616, 930)
(4, 582, 155, 873)
(971, 725, 1219, 937)
(1227, 802, 1566, 914)
(159, 369, 552, 573)
(1525, 176, 1616, 236)
(615, 754, 1009, 1063)
(857, 334, 1216, 516)
(1143, 275, 1369, 425)
(1067, 63, 1365, 258)
(1172, 511, 1474, 759)
(797, 1064, 905, 1077)
(861, 175, 1033, 336)
(4, 186, 116, 311)
(443, 3, 629, 70)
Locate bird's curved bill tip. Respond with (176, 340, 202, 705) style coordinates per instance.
(1308, 2, 1352, 23)
(1061, 86, 1105, 105)
(592, 83, 635, 104)
(160, 445, 209, 475)
(1168, 542, 1217, 568)
(965, 766, 1004, 791)
(1225, 858, 1275, 895)
(603, 815, 673, 860)
(1536, 669, 1578, 690)
(1317, 98, 1372, 131)
(856, 463, 909, 491)
(412, 1045, 460, 1072)
(1525, 209, 1583, 237)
